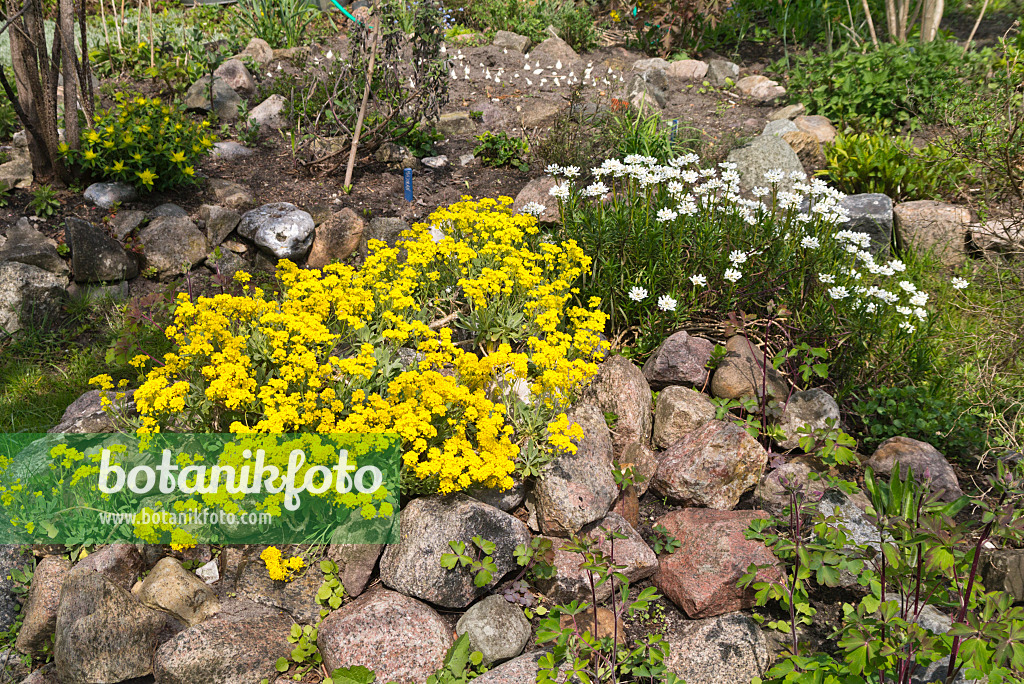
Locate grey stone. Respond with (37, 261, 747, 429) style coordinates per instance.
(532, 34, 579, 65)
(467, 475, 528, 512)
(154, 599, 292, 684)
(136, 557, 220, 626)
(66, 281, 130, 304)
(75, 544, 144, 592)
(735, 75, 785, 101)
(239, 37, 274, 65)
(839, 193, 894, 255)
(437, 111, 476, 137)
(327, 541, 384, 597)
(893, 200, 971, 267)
(109, 209, 147, 241)
(767, 103, 806, 121)
(819, 488, 879, 549)
(707, 59, 739, 87)
(199, 205, 241, 246)
(626, 73, 666, 109)
(211, 141, 255, 159)
(472, 652, 546, 684)
(755, 460, 818, 517)
(653, 385, 716, 449)
(213, 58, 255, 97)
(519, 99, 564, 129)
(794, 115, 837, 144)
(379, 495, 531, 609)
(664, 612, 771, 684)
(652, 420, 769, 510)
(726, 134, 806, 193)
(53, 568, 164, 684)
(0, 155, 32, 190)
(581, 355, 653, 457)
(184, 76, 241, 122)
(0, 219, 67, 275)
(493, 30, 531, 53)
(512, 177, 558, 223)
(83, 181, 137, 209)
(0, 262, 67, 334)
(306, 207, 364, 268)
(149, 203, 188, 219)
(17, 556, 71, 656)
(710, 335, 788, 402)
(763, 118, 799, 137)
(777, 388, 841, 450)
(66, 217, 139, 282)
(643, 331, 715, 389)
(531, 403, 617, 536)
(236, 545, 326, 624)
(537, 512, 657, 603)
(422, 155, 448, 168)
(238, 202, 315, 260)
(456, 595, 531, 665)
(665, 59, 708, 80)
(459, 153, 478, 167)
(48, 389, 136, 434)
(981, 549, 1024, 602)
(248, 94, 289, 130)
(0, 646, 30, 682)
(206, 248, 247, 283)
(865, 436, 964, 502)
(138, 216, 208, 279)
(208, 178, 253, 210)
(363, 216, 411, 254)
(317, 588, 452, 682)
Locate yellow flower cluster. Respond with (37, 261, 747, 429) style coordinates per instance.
(260, 546, 306, 582)
(121, 197, 608, 495)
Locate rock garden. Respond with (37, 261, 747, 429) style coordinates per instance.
(1, 0, 1024, 682)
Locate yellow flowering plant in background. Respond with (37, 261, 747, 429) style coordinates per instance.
(118, 197, 609, 496)
(61, 92, 214, 192)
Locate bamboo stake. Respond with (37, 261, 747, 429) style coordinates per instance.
(108, 0, 123, 50)
(136, 0, 144, 44)
(963, 0, 991, 53)
(147, 0, 154, 68)
(98, 0, 111, 50)
(343, 26, 380, 190)
(861, 0, 880, 47)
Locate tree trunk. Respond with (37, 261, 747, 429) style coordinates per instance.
(2, 0, 87, 185)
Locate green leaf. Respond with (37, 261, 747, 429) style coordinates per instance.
(329, 665, 377, 684)
(275, 657, 290, 673)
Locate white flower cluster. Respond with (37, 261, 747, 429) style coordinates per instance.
(551, 157, 933, 335)
(447, 51, 625, 90)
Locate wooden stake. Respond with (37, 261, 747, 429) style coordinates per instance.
(963, 0, 990, 53)
(343, 27, 380, 189)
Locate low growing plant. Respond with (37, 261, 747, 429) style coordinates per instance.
(29, 185, 60, 218)
(120, 197, 608, 498)
(823, 132, 969, 202)
(62, 93, 215, 192)
(473, 131, 530, 172)
(549, 155, 935, 391)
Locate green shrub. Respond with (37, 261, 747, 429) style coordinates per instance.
(550, 155, 937, 391)
(234, 0, 319, 49)
(29, 185, 60, 218)
(781, 40, 997, 131)
(823, 132, 969, 202)
(62, 94, 215, 192)
(448, 0, 598, 52)
(473, 131, 530, 171)
(852, 384, 989, 458)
